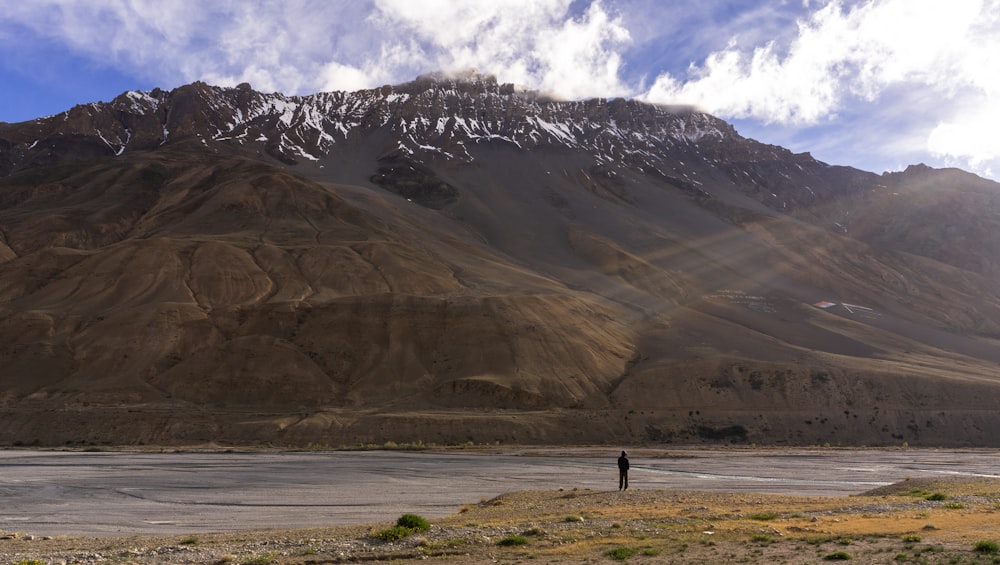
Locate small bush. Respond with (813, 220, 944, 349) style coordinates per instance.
(823, 551, 852, 560)
(749, 512, 778, 521)
(925, 492, 948, 501)
(497, 535, 529, 546)
(901, 534, 921, 543)
(13, 561, 45, 565)
(396, 513, 430, 531)
(606, 546, 638, 560)
(943, 502, 966, 509)
(975, 540, 1000, 554)
(179, 536, 199, 545)
(374, 525, 413, 542)
(643, 548, 662, 556)
(373, 513, 431, 541)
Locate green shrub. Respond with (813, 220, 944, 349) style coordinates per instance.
(749, 512, 778, 521)
(374, 525, 413, 541)
(823, 551, 851, 560)
(606, 546, 638, 560)
(13, 561, 45, 565)
(943, 502, 966, 509)
(975, 540, 1000, 554)
(925, 492, 948, 501)
(643, 548, 662, 556)
(751, 533, 772, 544)
(396, 513, 431, 531)
(497, 535, 529, 546)
(373, 513, 432, 541)
(901, 534, 921, 543)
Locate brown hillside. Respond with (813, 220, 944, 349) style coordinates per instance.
(3, 79, 1000, 447)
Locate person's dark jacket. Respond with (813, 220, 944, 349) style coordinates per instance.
(618, 452, 629, 471)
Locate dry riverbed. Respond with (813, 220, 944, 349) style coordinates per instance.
(4, 476, 1000, 564)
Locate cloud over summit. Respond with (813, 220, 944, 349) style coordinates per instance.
(2, 0, 998, 179)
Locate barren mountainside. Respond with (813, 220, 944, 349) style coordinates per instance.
(3, 71, 1000, 447)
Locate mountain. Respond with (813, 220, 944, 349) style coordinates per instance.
(3, 71, 1000, 447)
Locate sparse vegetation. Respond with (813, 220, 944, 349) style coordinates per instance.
(824, 551, 852, 560)
(749, 511, 778, 521)
(606, 546, 638, 560)
(925, 492, 948, 501)
(395, 513, 431, 532)
(373, 513, 431, 542)
(975, 540, 1000, 554)
(497, 535, 529, 546)
(901, 534, 922, 543)
(373, 525, 415, 542)
(240, 553, 276, 565)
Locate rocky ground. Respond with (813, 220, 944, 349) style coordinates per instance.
(3, 476, 1000, 564)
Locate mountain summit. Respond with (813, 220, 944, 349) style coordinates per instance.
(3, 75, 1000, 447)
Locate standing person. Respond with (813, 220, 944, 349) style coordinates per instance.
(617, 450, 629, 491)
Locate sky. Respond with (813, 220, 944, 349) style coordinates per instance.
(2, 0, 999, 180)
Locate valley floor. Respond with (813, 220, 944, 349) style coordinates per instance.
(4, 476, 1000, 564)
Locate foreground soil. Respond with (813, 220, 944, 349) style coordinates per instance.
(4, 477, 1000, 564)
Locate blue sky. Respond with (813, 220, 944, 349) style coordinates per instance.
(2, 0, 998, 180)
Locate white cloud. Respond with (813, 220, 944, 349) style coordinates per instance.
(927, 100, 1000, 177)
(2, 0, 631, 98)
(643, 0, 983, 122)
(371, 0, 632, 98)
(318, 63, 374, 93)
(641, 0, 1000, 177)
(1, 0, 379, 94)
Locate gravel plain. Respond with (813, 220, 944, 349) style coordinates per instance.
(3, 447, 1000, 563)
